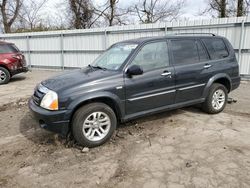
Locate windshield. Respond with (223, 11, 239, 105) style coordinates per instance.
(92, 43, 138, 70)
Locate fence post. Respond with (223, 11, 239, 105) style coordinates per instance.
(26, 36, 31, 69)
(60, 33, 64, 70)
(104, 29, 108, 49)
(238, 19, 245, 70)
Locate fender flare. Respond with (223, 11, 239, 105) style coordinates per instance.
(202, 73, 232, 98)
(64, 91, 125, 121)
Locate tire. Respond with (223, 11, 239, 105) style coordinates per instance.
(202, 83, 228, 114)
(72, 102, 117, 147)
(0, 67, 10, 85)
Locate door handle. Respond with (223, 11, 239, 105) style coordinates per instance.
(203, 64, 212, 69)
(161, 71, 171, 76)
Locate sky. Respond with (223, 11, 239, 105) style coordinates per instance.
(0, 0, 210, 35)
(181, 0, 208, 19)
(45, 0, 209, 21)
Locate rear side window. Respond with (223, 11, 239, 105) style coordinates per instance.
(197, 40, 209, 62)
(202, 38, 229, 60)
(171, 39, 199, 64)
(0, 44, 19, 54)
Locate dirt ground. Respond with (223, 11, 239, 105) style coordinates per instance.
(0, 70, 250, 188)
(0, 70, 59, 106)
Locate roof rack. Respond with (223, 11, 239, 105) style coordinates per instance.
(175, 33, 216, 36)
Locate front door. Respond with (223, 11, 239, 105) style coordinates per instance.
(124, 40, 176, 115)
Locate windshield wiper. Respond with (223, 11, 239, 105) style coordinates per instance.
(92, 65, 107, 70)
(88, 64, 107, 71)
(88, 64, 95, 70)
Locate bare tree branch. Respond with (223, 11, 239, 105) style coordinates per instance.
(0, 0, 22, 33)
(202, 0, 249, 18)
(17, 0, 48, 30)
(132, 0, 185, 23)
(94, 0, 132, 26)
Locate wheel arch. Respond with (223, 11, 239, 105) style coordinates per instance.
(0, 64, 11, 75)
(202, 74, 232, 98)
(67, 93, 124, 129)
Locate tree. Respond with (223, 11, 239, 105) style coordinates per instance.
(94, 0, 131, 26)
(203, 0, 250, 18)
(237, 0, 244, 16)
(68, 0, 94, 29)
(133, 0, 185, 23)
(0, 0, 22, 33)
(106, 0, 117, 26)
(236, 0, 250, 16)
(207, 0, 228, 18)
(17, 0, 48, 30)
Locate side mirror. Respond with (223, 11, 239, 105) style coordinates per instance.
(126, 65, 143, 76)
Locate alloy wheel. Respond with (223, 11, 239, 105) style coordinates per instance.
(212, 89, 226, 110)
(0, 70, 6, 82)
(82, 111, 111, 142)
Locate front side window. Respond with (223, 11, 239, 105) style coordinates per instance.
(171, 39, 199, 65)
(202, 38, 229, 60)
(130, 41, 169, 72)
(92, 43, 138, 70)
(0, 44, 19, 54)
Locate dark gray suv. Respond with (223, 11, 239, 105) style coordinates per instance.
(29, 34, 241, 147)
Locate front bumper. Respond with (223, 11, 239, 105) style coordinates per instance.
(11, 66, 29, 76)
(29, 99, 70, 136)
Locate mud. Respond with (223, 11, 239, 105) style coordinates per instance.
(0, 71, 250, 188)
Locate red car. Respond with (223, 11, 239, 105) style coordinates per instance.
(0, 41, 28, 84)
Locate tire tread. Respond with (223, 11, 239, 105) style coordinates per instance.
(0, 67, 10, 84)
(202, 83, 228, 114)
(72, 102, 117, 147)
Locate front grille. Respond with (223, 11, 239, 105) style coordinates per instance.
(32, 84, 47, 105)
(33, 95, 40, 105)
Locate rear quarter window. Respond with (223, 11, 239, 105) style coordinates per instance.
(202, 38, 229, 60)
(0, 44, 19, 54)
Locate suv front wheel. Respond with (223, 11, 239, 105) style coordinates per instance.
(202, 83, 228, 114)
(72, 102, 117, 147)
(0, 67, 10, 85)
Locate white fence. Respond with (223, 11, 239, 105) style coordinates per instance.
(0, 16, 250, 76)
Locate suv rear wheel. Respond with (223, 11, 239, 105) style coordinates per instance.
(72, 102, 117, 147)
(0, 67, 10, 85)
(202, 83, 228, 114)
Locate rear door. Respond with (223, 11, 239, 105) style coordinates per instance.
(201, 38, 231, 76)
(124, 40, 175, 115)
(170, 38, 211, 103)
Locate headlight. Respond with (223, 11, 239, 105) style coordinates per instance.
(40, 90, 59, 110)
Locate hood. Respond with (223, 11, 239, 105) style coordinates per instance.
(41, 67, 118, 92)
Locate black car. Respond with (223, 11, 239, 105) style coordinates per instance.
(29, 34, 241, 147)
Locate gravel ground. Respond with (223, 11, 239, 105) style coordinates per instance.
(0, 70, 59, 106)
(0, 70, 250, 188)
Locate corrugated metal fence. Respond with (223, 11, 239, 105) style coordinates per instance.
(0, 16, 250, 76)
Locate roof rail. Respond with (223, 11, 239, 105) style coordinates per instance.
(175, 33, 216, 36)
